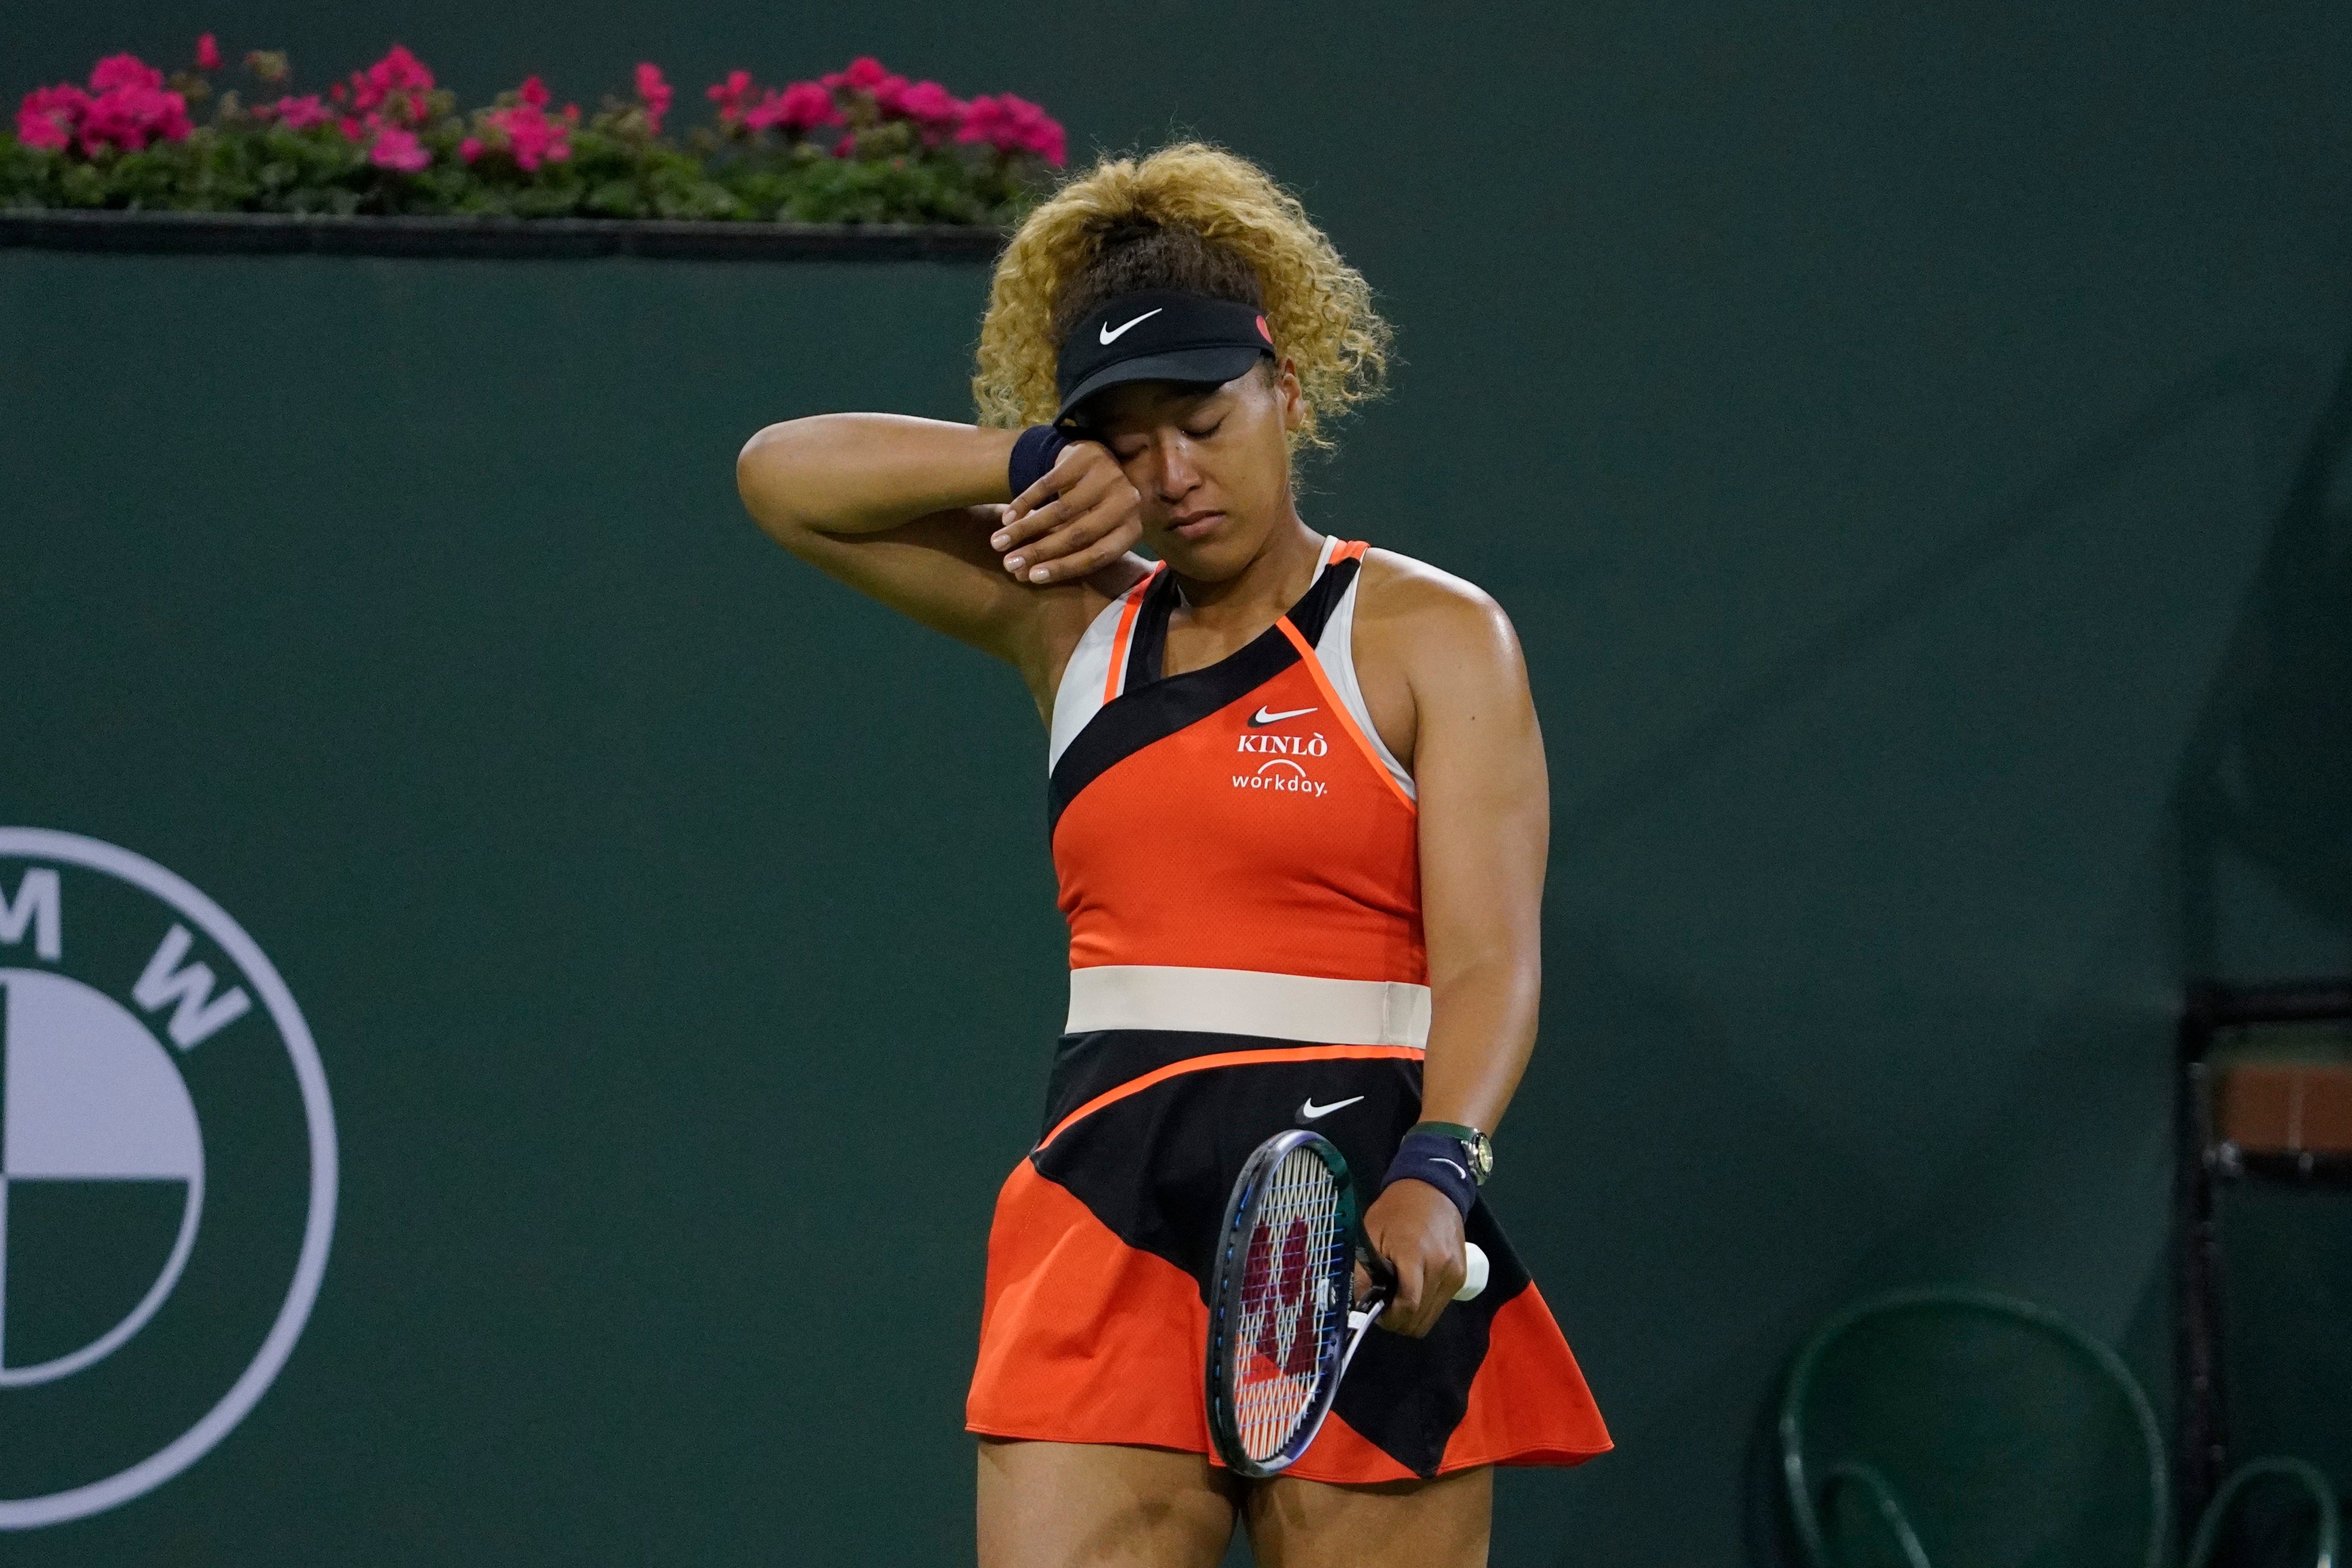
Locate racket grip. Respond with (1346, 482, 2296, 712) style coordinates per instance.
(1454, 1243, 1489, 1302)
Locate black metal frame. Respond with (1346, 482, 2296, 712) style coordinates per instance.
(2173, 980, 2352, 1530)
(0, 208, 1006, 262)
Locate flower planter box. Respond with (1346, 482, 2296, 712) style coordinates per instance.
(0, 207, 1006, 261)
(8, 48, 1060, 258)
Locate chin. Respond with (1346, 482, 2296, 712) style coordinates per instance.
(1155, 516, 1268, 580)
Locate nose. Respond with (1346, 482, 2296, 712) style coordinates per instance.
(1153, 434, 1201, 504)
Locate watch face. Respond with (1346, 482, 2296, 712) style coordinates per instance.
(1466, 1135, 1494, 1183)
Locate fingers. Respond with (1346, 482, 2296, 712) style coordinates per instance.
(1383, 1252, 1466, 1338)
(1030, 509, 1142, 583)
(999, 470, 1097, 539)
(1011, 497, 1137, 584)
(1001, 441, 1113, 529)
(1419, 1253, 1467, 1331)
(991, 446, 1140, 585)
(1387, 1255, 1427, 1336)
(998, 485, 1115, 565)
(1362, 1181, 1468, 1338)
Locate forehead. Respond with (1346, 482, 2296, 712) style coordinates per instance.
(1082, 371, 1252, 434)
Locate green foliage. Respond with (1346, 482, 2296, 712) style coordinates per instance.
(0, 95, 1049, 226)
(5, 124, 406, 217)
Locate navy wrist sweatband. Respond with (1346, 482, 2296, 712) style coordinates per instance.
(1007, 424, 1071, 501)
(1383, 1130, 1479, 1218)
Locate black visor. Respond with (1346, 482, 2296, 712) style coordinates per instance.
(1054, 289, 1276, 423)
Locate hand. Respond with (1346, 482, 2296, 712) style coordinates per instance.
(990, 439, 1142, 586)
(1360, 1179, 1467, 1338)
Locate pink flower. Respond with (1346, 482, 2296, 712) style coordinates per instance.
(894, 79, 966, 142)
(16, 84, 88, 151)
(75, 72, 193, 154)
(781, 80, 841, 128)
(518, 75, 549, 110)
(368, 124, 430, 172)
(89, 54, 165, 94)
(272, 94, 329, 130)
(348, 45, 433, 115)
(482, 99, 570, 170)
(337, 115, 361, 140)
(706, 68, 754, 125)
(634, 62, 671, 134)
(329, 83, 348, 103)
(897, 81, 958, 120)
(459, 135, 483, 162)
(513, 119, 571, 168)
(814, 57, 913, 116)
(866, 72, 913, 116)
(744, 80, 839, 135)
(821, 56, 892, 92)
(958, 93, 1065, 166)
(196, 34, 222, 71)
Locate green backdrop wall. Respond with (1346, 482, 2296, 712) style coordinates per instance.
(4, 2, 2349, 1562)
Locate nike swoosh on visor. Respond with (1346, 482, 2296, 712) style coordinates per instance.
(1099, 308, 1163, 345)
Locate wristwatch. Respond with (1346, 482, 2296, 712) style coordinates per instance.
(1412, 1121, 1493, 1185)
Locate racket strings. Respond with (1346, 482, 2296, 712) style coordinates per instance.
(1228, 1146, 1350, 1462)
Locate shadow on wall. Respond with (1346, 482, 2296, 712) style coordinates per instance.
(2175, 329, 2352, 973)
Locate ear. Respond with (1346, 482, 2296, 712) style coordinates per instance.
(1273, 356, 1305, 433)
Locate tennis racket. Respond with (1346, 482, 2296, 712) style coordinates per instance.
(1204, 1128, 1488, 1479)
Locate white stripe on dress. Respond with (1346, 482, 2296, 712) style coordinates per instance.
(1046, 574, 1148, 772)
(1066, 964, 1431, 1049)
(1312, 553, 1417, 801)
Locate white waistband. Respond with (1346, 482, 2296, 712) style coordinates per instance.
(1065, 965, 1431, 1049)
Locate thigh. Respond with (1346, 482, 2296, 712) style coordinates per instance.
(1245, 1466, 1492, 1568)
(977, 1438, 1243, 1568)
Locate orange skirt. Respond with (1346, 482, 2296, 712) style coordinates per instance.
(966, 1031, 1611, 1483)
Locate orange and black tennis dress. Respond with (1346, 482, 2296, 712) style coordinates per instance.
(966, 536, 1610, 1482)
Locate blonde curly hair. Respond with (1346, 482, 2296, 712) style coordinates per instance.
(972, 142, 1391, 450)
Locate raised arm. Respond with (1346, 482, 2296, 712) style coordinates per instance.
(735, 414, 1146, 702)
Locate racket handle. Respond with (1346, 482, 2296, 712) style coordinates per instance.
(1455, 1243, 1489, 1302)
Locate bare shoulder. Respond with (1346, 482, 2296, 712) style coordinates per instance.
(1354, 547, 1525, 668)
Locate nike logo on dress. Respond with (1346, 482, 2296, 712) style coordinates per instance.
(1250, 705, 1318, 726)
(1297, 1095, 1364, 1121)
(1099, 308, 1163, 345)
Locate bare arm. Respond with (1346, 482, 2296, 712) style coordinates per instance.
(1408, 593, 1547, 1137)
(1359, 574, 1549, 1335)
(735, 414, 1144, 702)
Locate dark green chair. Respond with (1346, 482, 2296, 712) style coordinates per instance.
(1779, 1288, 2167, 1568)
(2184, 1457, 2340, 1568)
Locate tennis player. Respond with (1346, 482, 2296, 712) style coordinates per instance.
(737, 142, 1608, 1567)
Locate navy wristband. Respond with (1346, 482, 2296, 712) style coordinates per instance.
(1382, 1130, 1479, 1218)
(1006, 424, 1071, 502)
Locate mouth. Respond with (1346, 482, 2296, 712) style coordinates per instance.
(1168, 511, 1224, 540)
